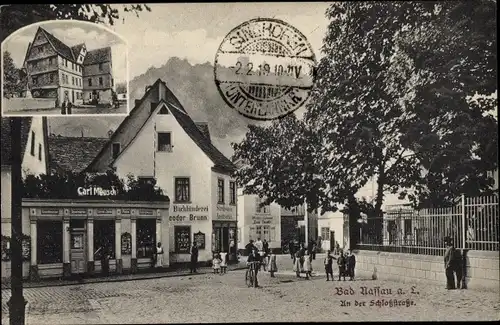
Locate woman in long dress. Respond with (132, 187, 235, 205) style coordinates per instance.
(155, 242, 164, 268)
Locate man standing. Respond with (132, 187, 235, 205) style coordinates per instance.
(262, 239, 270, 271)
(444, 237, 459, 289)
(190, 241, 199, 273)
(346, 250, 356, 281)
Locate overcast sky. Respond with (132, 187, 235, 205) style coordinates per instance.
(106, 2, 331, 78)
(3, 20, 128, 83)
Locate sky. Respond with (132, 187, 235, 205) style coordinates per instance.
(3, 20, 128, 84)
(105, 2, 331, 79)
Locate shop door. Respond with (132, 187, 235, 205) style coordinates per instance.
(222, 228, 229, 253)
(70, 229, 87, 274)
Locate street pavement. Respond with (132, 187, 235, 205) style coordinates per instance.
(1, 265, 498, 323)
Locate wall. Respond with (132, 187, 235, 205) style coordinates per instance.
(84, 74, 113, 91)
(114, 100, 215, 262)
(354, 250, 499, 292)
(90, 82, 161, 171)
(21, 117, 47, 177)
(83, 61, 112, 77)
(26, 32, 56, 62)
(317, 211, 344, 251)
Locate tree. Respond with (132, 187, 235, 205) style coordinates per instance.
(115, 82, 127, 94)
(232, 115, 329, 213)
(3, 51, 20, 97)
(0, 4, 151, 42)
(305, 1, 497, 244)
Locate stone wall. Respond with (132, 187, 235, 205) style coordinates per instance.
(354, 250, 499, 292)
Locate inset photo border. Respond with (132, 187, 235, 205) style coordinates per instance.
(1, 20, 130, 117)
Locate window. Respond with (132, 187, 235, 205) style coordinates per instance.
(94, 220, 115, 259)
(229, 181, 236, 205)
(71, 62, 74, 70)
(32, 77, 38, 85)
(72, 76, 75, 85)
(88, 78, 92, 86)
(65, 59, 68, 67)
(321, 227, 330, 241)
(112, 143, 120, 159)
(38, 143, 42, 161)
(174, 226, 191, 253)
(99, 77, 103, 86)
(157, 132, 172, 152)
(37, 220, 63, 264)
(217, 178, 225, 204)
(48, 57, 53, 65)
(136, 219, 156, 258)
(49, 74, 54, 83)
(99, 63, 103, 71)
(255, 197, 270, 213)
(30, 131, 35, 156)
(175, 177, 190, 203)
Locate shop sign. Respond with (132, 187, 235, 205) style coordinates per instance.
(170, 204, 209, 222)
(194, 231, 206, 250)
(77, 186, 118, 196)
(215, 205, 235, 220)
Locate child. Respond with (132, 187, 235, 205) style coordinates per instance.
(220, 251, 228, 274)
(212, 253, 221, 274)
(268, 253, 277, 277)
(303, 250, 312, 279)
(324, 250, 334, 281)
(337, 251, 347, 281)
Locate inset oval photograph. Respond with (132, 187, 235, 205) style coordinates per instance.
(1, 20, 129, 117)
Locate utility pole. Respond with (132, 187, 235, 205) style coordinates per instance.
(8, 118, 26, 325)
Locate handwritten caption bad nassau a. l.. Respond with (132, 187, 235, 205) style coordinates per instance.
(335, 286, 420, 308)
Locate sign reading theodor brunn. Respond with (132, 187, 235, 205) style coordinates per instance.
(214, 18, 317, 121)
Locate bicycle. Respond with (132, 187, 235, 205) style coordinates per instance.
(245, 261, 259, 288)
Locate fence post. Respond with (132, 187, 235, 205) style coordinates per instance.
(461, 194, 466, 249)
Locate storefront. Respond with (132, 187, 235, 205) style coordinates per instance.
(212, 204, 237, 261)
(1, 198, 169, 281)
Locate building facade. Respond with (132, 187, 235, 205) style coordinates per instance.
(87, 79, 238, 264)
(23, 27, 114, 106)
(236, 191, 281, 253)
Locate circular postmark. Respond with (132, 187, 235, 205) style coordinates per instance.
(214, 18, 317, 121)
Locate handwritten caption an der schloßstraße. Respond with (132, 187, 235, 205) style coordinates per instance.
(335, 286, 420, 308)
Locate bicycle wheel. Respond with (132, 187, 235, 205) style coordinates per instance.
(245, 269, 253, 287)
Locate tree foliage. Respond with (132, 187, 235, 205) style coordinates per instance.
(305, 1, 498, 217)
(2, 51, 22, 97)
(0, 4, 151, 41)
(232, 115, 327, 213)
(22, 171, 168, 202)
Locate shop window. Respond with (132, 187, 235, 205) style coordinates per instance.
(37, 220, 63, 264)
(174, 226, 191, 253)
(94, 220, 115, 259)
(229, 181, 236, 205)
(157, 132, 172, 152)
(136, 219, 156, 258)
(112, 143, 120, 159)
(174, 177, 190, 202)
(217, 178, 225, 204)
(30, 131, 35, 156)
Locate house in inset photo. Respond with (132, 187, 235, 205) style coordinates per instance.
(2, 20, 128, 116)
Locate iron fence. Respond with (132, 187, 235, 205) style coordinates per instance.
(356, 194, 499, 256)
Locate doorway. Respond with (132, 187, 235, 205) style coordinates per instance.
(69, 219, 86, 275)
(212, 222, 237, 261)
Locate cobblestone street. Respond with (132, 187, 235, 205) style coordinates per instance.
(2, 269, 498, 324)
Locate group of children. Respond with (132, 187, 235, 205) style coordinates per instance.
(212, 251, 228, 274)
(324, 249, 356, 281)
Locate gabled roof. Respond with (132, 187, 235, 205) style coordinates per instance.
(48, 136, 109, 174)
(38, 27, 75, 61)
(85, 79, 165, 172)
(84, 47, 111, 65)
(195, 122, 211, 142)
(1, 117, 33, 166)
(71, 43, 86, 57)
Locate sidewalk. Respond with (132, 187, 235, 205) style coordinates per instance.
(1, 262, 248, 290)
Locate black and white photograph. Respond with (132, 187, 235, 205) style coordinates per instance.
(2, 20, 129, 116)
(0, 2, 498, 324)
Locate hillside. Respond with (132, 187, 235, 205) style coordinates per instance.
(48, 57, 263, 158)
